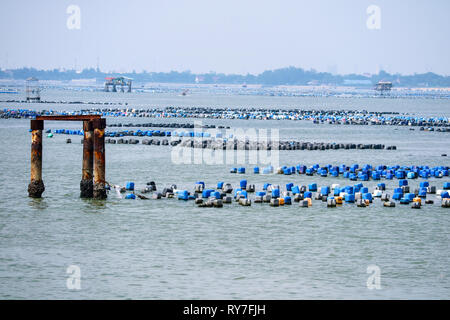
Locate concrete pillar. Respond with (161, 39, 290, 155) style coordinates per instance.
(93, 118, 107, 199)
(28, 120, 45, 198)
(80, 120, 94, 198)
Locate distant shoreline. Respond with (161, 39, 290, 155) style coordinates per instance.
(1, 66, 450, 88)
(1, 83, 450, 100)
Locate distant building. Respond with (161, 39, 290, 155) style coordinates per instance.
(25, 77, 41, 102)
(104, 77, 132, 92)
(374, 81, 393, 94)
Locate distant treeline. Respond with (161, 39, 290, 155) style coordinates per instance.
(1, 66, 450, 87)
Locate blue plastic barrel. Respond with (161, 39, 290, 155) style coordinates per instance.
(320, 186, 330, 196)
(202, 189, 214, 198)
(238, 190, 248, 198)
(418, 189, 427, 197)
(392, 193, 402, 200)
(178, 190, 189, 200)
(345, 194, 355, 203)
(196, 181, 205, 188)
(211, 191, 222, 199)
(334, 187, 341, 196)
(362, 193, 372, 201)
(272, 189, 280, 198)
(394, 187, 403, 194)
(396, 171, 406, 179)
(399, 179, 408, 187)
(407, 172, 416, 179)
(298, 165, 306, 174)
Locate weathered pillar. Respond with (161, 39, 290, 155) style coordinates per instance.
(80, 120, 94, 198)
(93, 118, 107, 199)
(28, 120, 45, 198)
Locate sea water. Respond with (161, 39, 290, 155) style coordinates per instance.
(0, 90, 449, 299)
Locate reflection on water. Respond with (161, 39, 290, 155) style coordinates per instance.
(28, 198, 49, 210)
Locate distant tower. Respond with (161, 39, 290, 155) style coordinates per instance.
(26, 77, 41, 102)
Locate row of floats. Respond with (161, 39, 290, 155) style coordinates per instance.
(231, 164, 450, 179)
(46, 128, 225, 138)
(3, 107, 449, 130)
(116, 179, 450, 209)
(45, 129, 398, 151)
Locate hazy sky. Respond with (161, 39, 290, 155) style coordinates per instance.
(1, 0, 449, 75)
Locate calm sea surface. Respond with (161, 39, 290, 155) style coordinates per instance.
(0, 90, 449, 299)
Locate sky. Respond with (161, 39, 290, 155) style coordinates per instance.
(1, 0, 449, 75)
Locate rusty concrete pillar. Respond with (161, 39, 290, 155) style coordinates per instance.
(28, 120, 45, 198)
(80, 120, 94, 198)
(93, 118, 107, 199)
